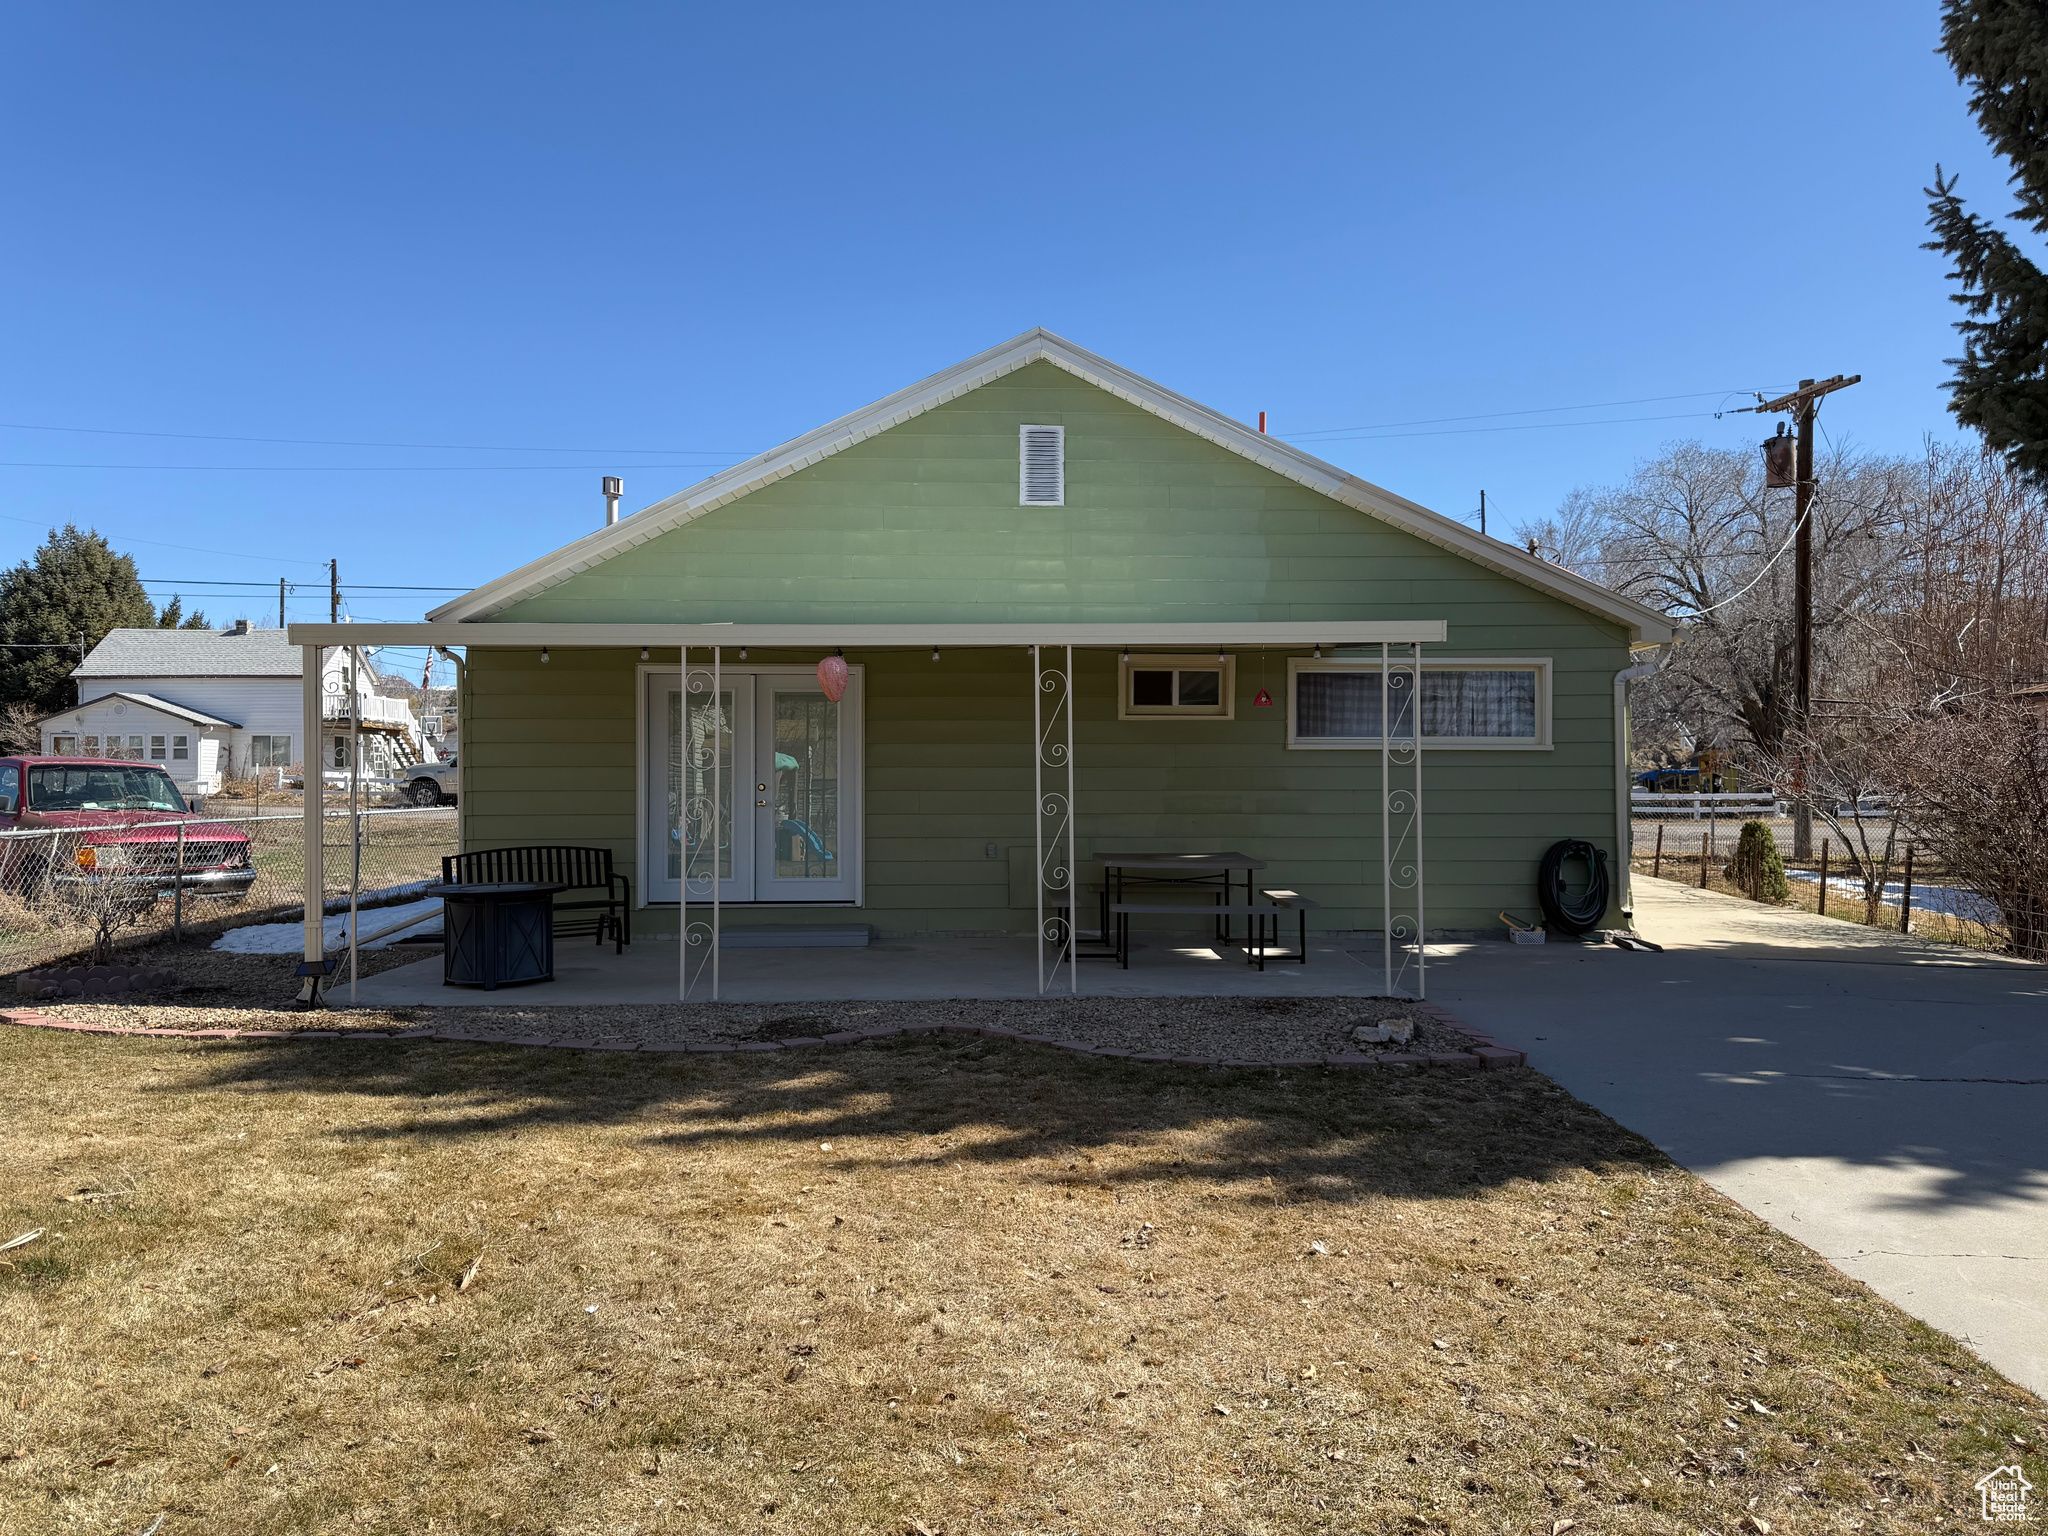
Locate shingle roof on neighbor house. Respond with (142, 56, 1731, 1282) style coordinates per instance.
(33, 692, 240, 729)
(73, 627, 302, 679)
(428, 328, 1677, 643)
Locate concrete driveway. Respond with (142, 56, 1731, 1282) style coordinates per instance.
(1430, 876, 2048, 1397)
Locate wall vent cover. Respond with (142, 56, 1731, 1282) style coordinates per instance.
(1019, 424, 1065, 506)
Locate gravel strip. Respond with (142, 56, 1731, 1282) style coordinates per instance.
(25, 944, 1483, 1063)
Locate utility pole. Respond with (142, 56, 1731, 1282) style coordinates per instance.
(329, 559, 340, 623)
(1479, 490, 1487, 538)
(1743, 373, 1860, 859)
(279, 578, 287, 630)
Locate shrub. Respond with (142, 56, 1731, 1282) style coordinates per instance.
(1724, 819, 1790, 904)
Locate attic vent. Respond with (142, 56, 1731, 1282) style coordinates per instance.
(1019, 424, 1065, 506)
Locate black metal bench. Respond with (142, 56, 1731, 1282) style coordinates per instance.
(440, 846, 631, 954)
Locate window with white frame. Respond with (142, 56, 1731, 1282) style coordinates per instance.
(1119, 653, 1235, 719)
(172, 735, 189, 761)
(1287, 658, 1549, 748)
(149, 735, 167, 760)
(1019, 424, 1065, 506)
(248, 735, 292, 768)
(51, 735, 76, 755)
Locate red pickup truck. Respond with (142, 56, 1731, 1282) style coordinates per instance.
(0, 755, 257, 903)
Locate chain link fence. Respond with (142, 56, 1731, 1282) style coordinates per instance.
(0, 804, 456, 974)
(1628, 795, 1998, 951)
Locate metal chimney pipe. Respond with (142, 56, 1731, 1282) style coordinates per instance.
(603, 476, 623, 527)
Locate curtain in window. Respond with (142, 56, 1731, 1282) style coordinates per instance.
(1297, 668, 1534, 740)
(1294, 671, 1415, 739)
(1420, 670, 1537, 739)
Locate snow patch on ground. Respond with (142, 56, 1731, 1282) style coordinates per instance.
(212, 898, 443, 954)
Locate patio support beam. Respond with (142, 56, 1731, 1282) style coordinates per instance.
(296, 645, 325, 1004)
(1381, 642, 1426, 999)
(1032, 644, 1077, 995)
(679, 645, 722, 1001)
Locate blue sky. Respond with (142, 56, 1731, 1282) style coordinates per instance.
(0, 1, 2013, 639)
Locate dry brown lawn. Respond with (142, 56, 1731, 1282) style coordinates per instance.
(1, 1025, 2040, 1535)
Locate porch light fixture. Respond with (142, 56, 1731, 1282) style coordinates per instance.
(640, 647, 649, 661)
(931, 647, 940, 662)
(739, 647, 747, 661)
(1313, 644, 1321, 658)
(541, 647, 550, 664)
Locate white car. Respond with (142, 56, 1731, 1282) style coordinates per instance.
(400, 755, 458, 807)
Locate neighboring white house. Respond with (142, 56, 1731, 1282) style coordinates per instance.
(37, 622, 425, 792)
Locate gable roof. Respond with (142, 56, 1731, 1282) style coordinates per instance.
(37, 691, 240, 729)
(75, 627, 302, 679)
(429, 329, 1676, 642)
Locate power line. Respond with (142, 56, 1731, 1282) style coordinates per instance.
(1278, 389, 1773, 440)
(0, 510, 329, 567)
(137, 578, 471, 591)
(0, 460, 736, 472)
(1278, 409, 1737, 445)
(0, 419, 755, 456)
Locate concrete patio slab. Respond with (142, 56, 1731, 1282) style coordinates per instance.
(344, 930, 1390, 1006)
(1431, 876, 2048, 1397)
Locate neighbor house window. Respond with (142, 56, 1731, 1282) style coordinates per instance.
(172, 735, 189, 761)
(122, 735, 145, 759)
(1287, 658, 1549, 749)
(81, 736, 98, 753)
(149, 735, 167, 760)
(333, 737, 349, 769)
(1019, 424, 1065, 506)
(248, 735, 291, 768)
(51, 735, 76, 754)
(1119, 654, 1235, 720)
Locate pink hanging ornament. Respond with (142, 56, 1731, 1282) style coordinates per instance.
(816, 653, 849, 703)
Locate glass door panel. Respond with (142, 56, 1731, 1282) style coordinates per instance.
(756, 680, 856, 902)
(648, 672, 753, 902)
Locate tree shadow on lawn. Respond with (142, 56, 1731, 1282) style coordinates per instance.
(169, 1033, 1667, 1203)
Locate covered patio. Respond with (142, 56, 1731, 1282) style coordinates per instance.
(290, 620, 1442, 1005)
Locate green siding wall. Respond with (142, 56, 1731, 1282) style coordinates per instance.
(463, 362, 1631, 935)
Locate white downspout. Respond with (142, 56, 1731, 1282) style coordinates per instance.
(1613, 644, 1672, 921)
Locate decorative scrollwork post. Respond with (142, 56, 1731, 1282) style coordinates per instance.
(1381, 641, 1426, 999)
(1033, 644, 1077, 995)
(679, 645, 723, 1001)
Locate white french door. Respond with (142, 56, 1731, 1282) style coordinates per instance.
(643, 666, 861, 904)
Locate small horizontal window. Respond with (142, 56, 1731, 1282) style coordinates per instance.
(1288, 659, 1549, 749)
(1119, 655, 1235, 720)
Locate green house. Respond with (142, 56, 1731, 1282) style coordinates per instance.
(292, 330, 1671, 997)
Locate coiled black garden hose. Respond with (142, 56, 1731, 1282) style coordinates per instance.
(1538, 839, 1610, 936)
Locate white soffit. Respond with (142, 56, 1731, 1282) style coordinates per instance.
(429, 329, 1675, 643)
(287, 621, 1449, 649)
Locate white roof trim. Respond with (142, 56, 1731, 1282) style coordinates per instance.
(428, 328, 1674, 643)
(38, 691, 241, 730)
(289, 621, 1447, 649)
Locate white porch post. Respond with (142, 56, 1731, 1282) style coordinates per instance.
(296, 645, 325, 1003)
(1033, 643, 1077, 995)
(1380, 641, 1426, 999)
(679, 645, 722, 1001)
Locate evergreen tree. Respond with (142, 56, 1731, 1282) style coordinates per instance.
(0, 526, 156, 714)
(1925, 0, 2048, 476)
(153, 595, 210, 630)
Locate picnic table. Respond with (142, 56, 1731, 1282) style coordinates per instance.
(1089, 851, 1269, 960)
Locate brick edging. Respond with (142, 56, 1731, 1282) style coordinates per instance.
(0, 1001, 1527, 1072)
